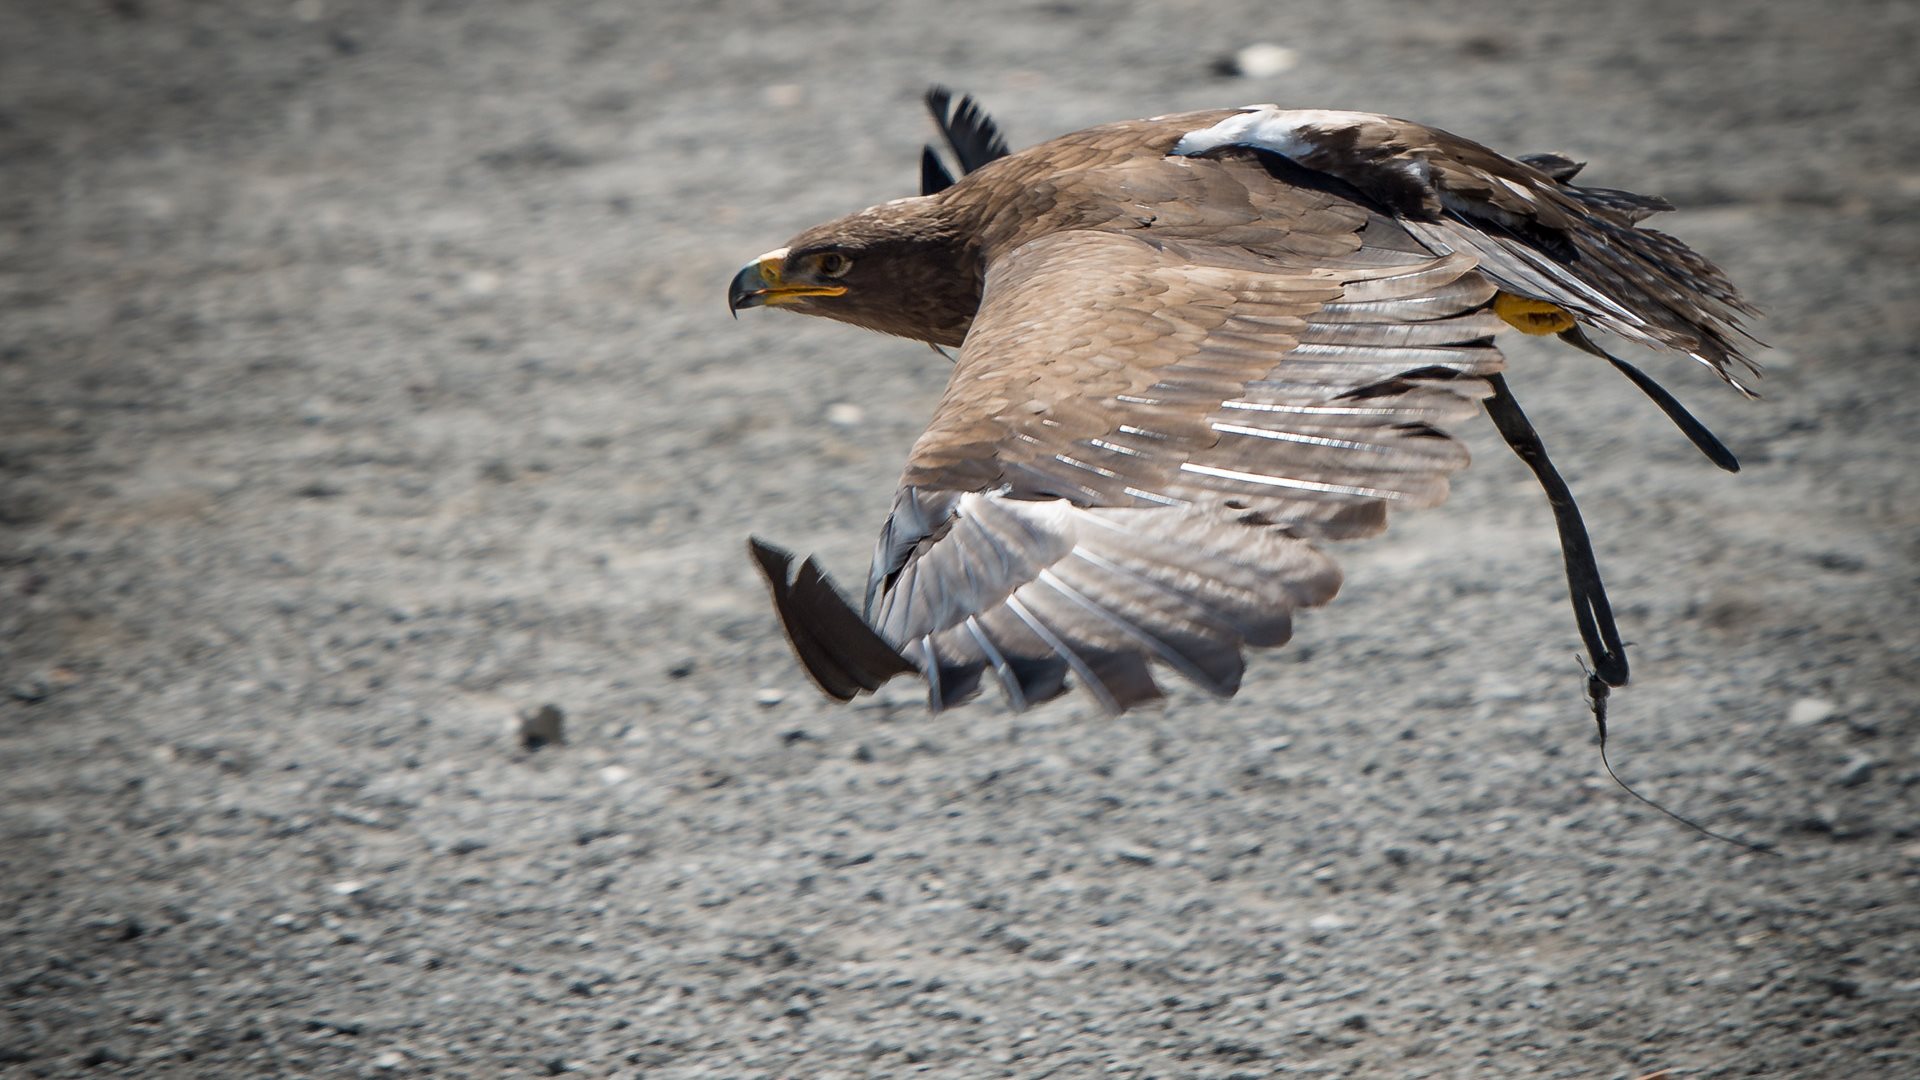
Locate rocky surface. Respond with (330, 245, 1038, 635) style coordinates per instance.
(3, 1, 1916, 1076)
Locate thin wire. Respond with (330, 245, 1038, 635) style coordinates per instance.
(1580, 658, 1780, 857)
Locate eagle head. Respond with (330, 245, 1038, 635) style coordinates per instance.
(727, 196, 980, 348)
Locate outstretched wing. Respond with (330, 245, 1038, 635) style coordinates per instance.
(865, 228, 1501, 713)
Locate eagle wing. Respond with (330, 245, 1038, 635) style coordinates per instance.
(864, 225, 1501, 713)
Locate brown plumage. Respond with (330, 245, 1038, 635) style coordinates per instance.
(729, 99, 1758, 715)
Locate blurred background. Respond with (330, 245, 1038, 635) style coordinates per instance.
(2, 1, 1915, 1076)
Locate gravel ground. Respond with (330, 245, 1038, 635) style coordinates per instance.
(3, 2, 1917, 1076)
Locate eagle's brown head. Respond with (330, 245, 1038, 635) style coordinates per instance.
(727, 195, 980, 348)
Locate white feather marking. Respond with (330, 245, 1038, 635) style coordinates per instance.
(1004, 593, 1119, 715)
(1171, 108, 1381, 159)
(1496, 177, 1536, 200)
(964, 615, 1026, 712)
(1054, 453, 1120, 479)
(1220, 399, 1434, 417)
(921, 633, 942, 702)
(1034, 568, 1223, 692)
(1064, 545, 1248, 639)
(1123, 486, 1185, 507)
(1211, 421, 1392, 453)
(1086, 438, 1144, 457)
(1179, 461, 1404, 499)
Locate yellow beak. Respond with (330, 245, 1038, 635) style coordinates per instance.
(728, 248, 847, 313)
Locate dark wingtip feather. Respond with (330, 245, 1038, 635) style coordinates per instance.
(920, 145, 955, 196)
(1518, 152, 1586, 182)
(748, 537, 915, 701)
(1563, 184, 1676, 223)
(923, 85, 1012, 175)
(1520, 153, 1674, 221)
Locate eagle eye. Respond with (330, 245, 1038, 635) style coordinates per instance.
(816, 252, 852, 278)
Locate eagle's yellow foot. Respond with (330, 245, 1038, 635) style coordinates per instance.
(1494, 292, 1577, 335)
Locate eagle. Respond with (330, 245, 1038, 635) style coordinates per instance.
(729, 90, 1758, 716)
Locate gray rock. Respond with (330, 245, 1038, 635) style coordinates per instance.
(517, 704, 566, 750)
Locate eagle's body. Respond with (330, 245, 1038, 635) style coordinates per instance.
(730, 99, 1757, 715)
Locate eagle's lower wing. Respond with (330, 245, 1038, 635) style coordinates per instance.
(790, 227, 1504, 714)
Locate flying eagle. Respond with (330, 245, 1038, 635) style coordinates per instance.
(729, 91, 1758, 715)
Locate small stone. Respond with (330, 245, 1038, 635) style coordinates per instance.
(7, 677, 50, 704)
(755, 687, 786, 707)
(517, 704, 566, 750)
(1475, 673, 1528, 702)
(825, 402, 865, 428)
(372, 1049, 406, 1070)
(1237, 43, 1299, 77)
(330, 880, 367, 897)
(1309, 913, 1351, 931)
(1786, 697, 1839, 727)
(1836, 753, 1877, 788)
(597, 765, 633, 786)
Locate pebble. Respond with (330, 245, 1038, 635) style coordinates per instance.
(1836, 753, 1877, 788)
(1786, 697, 1839, 727)
(1228, 43, 1299, 78)
(825, 402, 865, 428)
(372, 1049, 407, 1070)
(1475, 673, 1530, 701)
(516, 704, 566, 750)
(598, 765, 633, 786)
(755, 687, 786, 707)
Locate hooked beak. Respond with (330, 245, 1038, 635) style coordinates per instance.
(727, 247, 847, 315)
